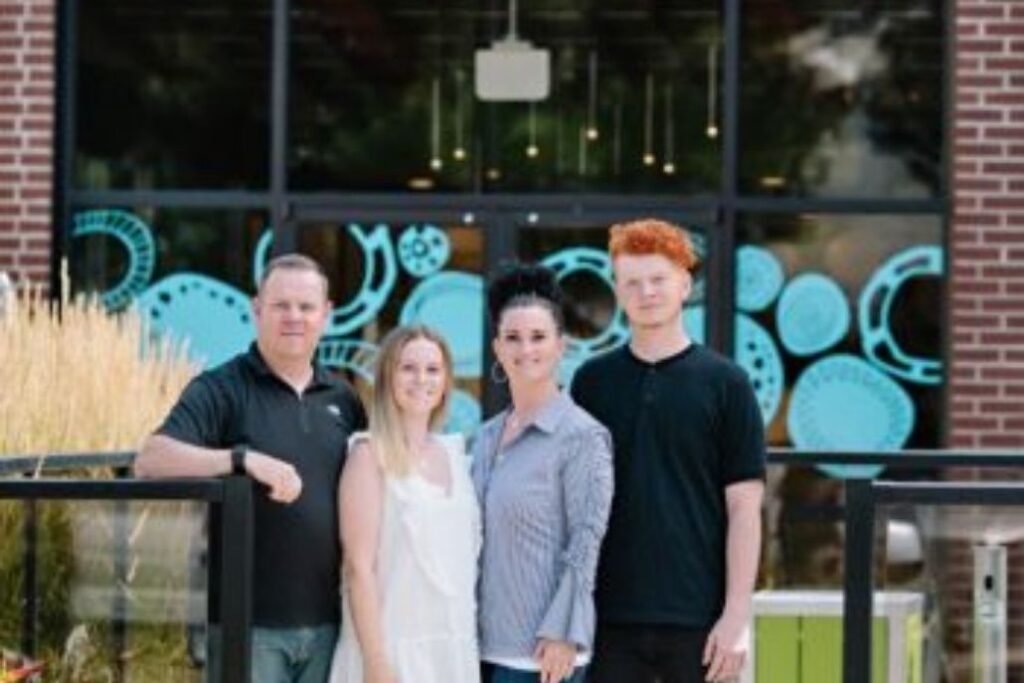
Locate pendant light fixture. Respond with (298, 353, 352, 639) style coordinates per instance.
(643, 72, 655, 166)
(453, 69, 468, 161)
(706, 42, 719, 139)
(526, 102, 540, 158)
(662, 82, 676, 175)
(586, 50, 599, 141)
(430, 76, 443, 170)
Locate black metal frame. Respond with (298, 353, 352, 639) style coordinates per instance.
(0, 473, 254, 683)
(50, 0, 953, 420)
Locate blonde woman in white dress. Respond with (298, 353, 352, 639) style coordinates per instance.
(328, 325, 480, 683)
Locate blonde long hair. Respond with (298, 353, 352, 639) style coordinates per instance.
(370, 325, 454, 477)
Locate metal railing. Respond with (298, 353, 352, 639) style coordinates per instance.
(0, 452, 253, 683)
(5, 448, 1024, 682)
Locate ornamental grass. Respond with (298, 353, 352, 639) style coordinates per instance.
(1, 270, 203, 682)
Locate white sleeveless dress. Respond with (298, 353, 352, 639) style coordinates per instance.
(328, 432, 481, 683)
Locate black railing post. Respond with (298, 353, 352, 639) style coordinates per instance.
(111, 466, 131, 682)
(20, 489, 38, 657)
(218, 476, 253, 683)
(844, 478, 875, 683)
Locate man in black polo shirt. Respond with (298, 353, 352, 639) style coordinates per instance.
(135, 254, 366, 683)
(571, 219, 765, 683)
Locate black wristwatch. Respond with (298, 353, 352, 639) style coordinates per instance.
(230, 444, 248, 475)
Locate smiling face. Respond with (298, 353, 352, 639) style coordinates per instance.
(493, 302, 565, 387)
(252, 268, 331, 366)
(391, 336, 449, 420)
(613, 252, 692, 331)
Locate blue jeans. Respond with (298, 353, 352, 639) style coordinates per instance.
(483, 663, 588, 683)
(250, 625, 338, 683)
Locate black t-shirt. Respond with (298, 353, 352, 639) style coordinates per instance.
(571, 343, 765, 629)
(157, 343, 366, 627)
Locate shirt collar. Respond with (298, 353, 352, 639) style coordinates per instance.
(244, 342, 333, 389)
(523, 391, 573, 435)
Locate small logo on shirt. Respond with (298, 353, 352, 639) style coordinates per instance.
(326, 405, 341, 418)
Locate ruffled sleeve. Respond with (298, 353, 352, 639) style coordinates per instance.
(536, 424, 614, 650)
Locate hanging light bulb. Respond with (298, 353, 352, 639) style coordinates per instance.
(643, 72, 655, 166)
(586, 50, 599, 141)
(526, 102, 540, 158)
(662, 81, 675, 175)
(706, 43, 719, 140)
(453, 69, 468, 161)
(430, 76, 442, 171)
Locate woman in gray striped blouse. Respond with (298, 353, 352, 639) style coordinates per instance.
(471, 264, 614, 683)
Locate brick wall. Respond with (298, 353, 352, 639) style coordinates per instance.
(943, 2, 1024, 678)
(951, 0, 1024, 450)
(0, 0, 55, 289)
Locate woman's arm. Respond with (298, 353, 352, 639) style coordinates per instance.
(339, 441, 395, 683)
(536, 425, 615, 681)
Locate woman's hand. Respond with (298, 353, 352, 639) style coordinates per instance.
(363, 652, 398, 683)
(534, 638, 576, 683)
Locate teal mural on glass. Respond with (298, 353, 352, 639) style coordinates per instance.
(734, 239, 943, 479)
(776, 273, 851, 357)
(72, 210, 156, 311)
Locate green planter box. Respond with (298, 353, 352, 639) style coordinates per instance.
(741, 590, 923, 683)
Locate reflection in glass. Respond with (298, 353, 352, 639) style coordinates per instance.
(876, 504, 1024, 683)
(69, 207, 269, 368)
(741, 0, 943, 197)
(289, 1, 720, 193)
(75, 0, 271, 189)
(0, 500, 208, 680)
(738, 213, 943, 452)
(298, 221, 484, 435)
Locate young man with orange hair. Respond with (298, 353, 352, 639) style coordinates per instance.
(570, 219, 765, 683)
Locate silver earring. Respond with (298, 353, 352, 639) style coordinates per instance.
(490, 360, 508, 384)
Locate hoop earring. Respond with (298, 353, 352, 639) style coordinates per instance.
(490, 360, 508, 384)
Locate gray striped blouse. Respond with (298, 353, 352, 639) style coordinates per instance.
(470, 391, 614, 660)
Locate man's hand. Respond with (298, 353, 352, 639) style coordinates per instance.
(244, 451, 303, 503)
(534, 638, 576, 683)
(703, 611, 749, 682)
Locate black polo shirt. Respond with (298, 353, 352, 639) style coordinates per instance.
(157, 343, 366, 627)
(571, 343, 765, 630)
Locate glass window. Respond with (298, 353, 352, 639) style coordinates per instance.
(0, 500, 210, 678)
(740, 0, 944, 197)
(297, 220, 484, 435)
(736, 213, 944, 456)
(75, 0, 272, 189)
(69, 207, 269, 368)
(289, 1, 720, 193)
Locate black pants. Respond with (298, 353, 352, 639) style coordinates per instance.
(588, 624, 710, 683)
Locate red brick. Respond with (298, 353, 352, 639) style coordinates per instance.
(960, 40, 1007, 53)
(986, 126, 1024, 140)
(983, 265, 1024, 278)
(959, 348, 1001, 362)
(959, 178, 1004, 192)
(953, 417, 998, 430)
(954, 245, 1002, 261)
(982, 368, 1024, 381)
(980, 434, 1024, 448)
(954, 382, 1002, 396)
(953, 280, 1001, 295)
(959, 108, 1002, 122)
(987, 92, 1024, 105)
(986, 24, 1024, 37)
(956, 143, 1003, 156)
(961, 5, 1007, 19)
(954, 212, 1002, 225)
(981, 332, 1024, 345)
(984, 229, 1024, 243)
(984, 162, 1024, 174)
(984, 196, 1024, 210)
(960, 74, 1003, 88)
